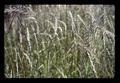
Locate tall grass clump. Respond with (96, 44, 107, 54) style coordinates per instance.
(4, 5, 115, 78)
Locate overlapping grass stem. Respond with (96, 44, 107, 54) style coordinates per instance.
(4, 5, 115, 78)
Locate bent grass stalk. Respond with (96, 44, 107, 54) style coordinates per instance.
(68, 11, 75, 33)
(14, 48, 19, 77)
(26, 27, 32, 56)
(31, 24, 39, 50)
(23, 52, 33, 72)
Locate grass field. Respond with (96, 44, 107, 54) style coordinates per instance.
(4, 5, 115, 78)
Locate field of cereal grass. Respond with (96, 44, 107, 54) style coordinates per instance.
(4, 5, 115, 78)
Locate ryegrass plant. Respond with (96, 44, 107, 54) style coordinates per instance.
(4, 5, 115, 78)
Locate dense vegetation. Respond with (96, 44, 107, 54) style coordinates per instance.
(4, 5, 115, 78)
